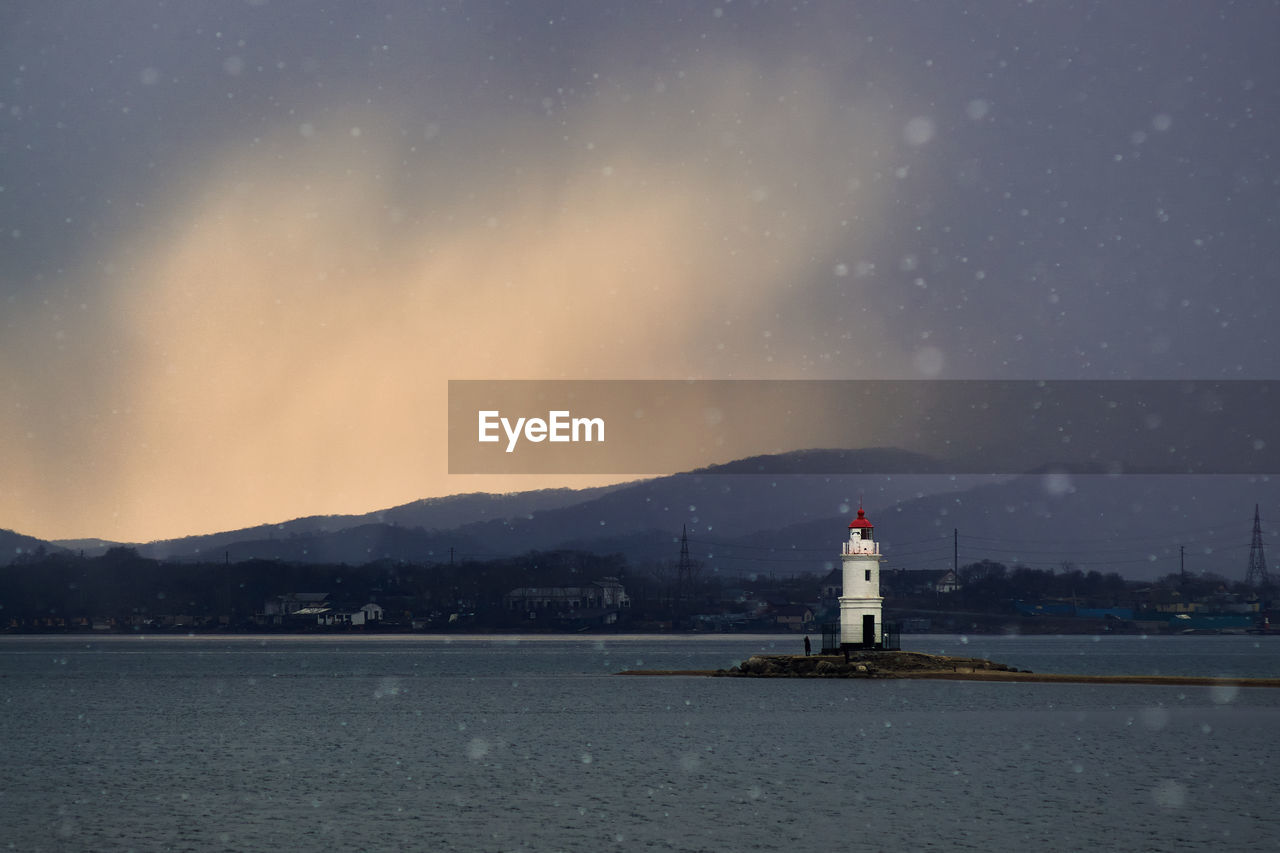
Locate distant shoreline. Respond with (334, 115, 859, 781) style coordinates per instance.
(4, 625, 1276, 637)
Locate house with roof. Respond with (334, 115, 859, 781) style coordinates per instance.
(881, 568, 959, 598)
(259, 593, 383, 627)
(772, 604, 816, 631)
(317, 602, 384, 627)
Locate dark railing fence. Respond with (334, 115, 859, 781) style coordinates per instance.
(820, 621, 901, 653)
(821, 622, 840, 654)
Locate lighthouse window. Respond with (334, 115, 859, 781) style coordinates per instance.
(864, 569, 871, 582)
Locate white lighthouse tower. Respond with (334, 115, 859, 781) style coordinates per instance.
(839, 507, 884, 648)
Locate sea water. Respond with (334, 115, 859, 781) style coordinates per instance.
(1, 634, 1278, 852)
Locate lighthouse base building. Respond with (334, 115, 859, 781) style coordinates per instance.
(827, 507, 896, 652)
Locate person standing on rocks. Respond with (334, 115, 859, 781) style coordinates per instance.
(804, 635, 811, 656)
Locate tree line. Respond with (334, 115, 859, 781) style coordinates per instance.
(0, 547, 630, 628)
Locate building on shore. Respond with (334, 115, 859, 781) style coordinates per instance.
(503, 577, 631, 625)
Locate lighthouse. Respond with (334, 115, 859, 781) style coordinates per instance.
(839, 507, 884, 648)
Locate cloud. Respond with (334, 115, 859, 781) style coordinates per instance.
(2, 58, 898, 541)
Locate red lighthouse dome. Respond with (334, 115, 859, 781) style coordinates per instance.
(848, 508, 874, 530)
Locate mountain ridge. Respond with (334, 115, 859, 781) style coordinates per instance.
(10, 449, 1278, 581)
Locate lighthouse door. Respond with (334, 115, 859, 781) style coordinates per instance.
(862, 615, 876, 647)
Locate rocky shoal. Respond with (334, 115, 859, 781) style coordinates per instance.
(715, 651, 1021, 678)
(618, 651, 1280, 687)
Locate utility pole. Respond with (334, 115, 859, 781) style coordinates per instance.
(954, 528, 959, 588)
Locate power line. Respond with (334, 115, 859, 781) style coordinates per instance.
(673, 503, 1276, 577)
(685, 534, 952, 553)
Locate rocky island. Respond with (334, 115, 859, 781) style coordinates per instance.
(622, 650, 1280, 687)
(720, 650, 1021, 678)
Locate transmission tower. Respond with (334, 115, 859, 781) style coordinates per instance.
(675, 525, 696, 617)
(1246, 504, 1271, 588)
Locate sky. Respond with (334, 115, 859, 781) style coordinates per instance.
(2, 1, 1278, 543)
